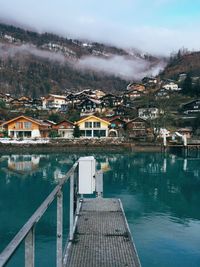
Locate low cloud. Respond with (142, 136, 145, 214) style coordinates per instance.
(0, 43, 66, 63)
(75, 55, 166, 80)
(0, 42, 166, 80)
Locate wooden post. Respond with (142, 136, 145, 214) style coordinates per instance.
(183, 134, 188, 157)
(163, 133, 167, 153)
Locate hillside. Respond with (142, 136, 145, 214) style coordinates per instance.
(161, 51, 200, 80)
(0, 23, 163, 97)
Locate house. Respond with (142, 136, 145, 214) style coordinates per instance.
(18, 96, 32, 102)
(42, 94, 67, 109)
(113, 105, 137, 117)
(3, 116, 51, 138)
(123, 89, 143, 100)
(9, 97, 32, 109)
(66, 93, 88, 107)
(32, 98, 43, 109)
(138, 107, 162, 120)
(101, 94, 123, 107)
(176, 127, 192, 139)
(127, 83, 146, 92)
(142, 77, 158, 84)
(9, 99, 25, 108)
(0, 93, 13, 103)
(76, 115, 110, 138)
(181, 99, 200, 114)
(78, 98, 104, 116)
(73, 89, 106, 100)
(178, 73, 187, 82)
(125, 117, 148, 138)
(155, 88, 170, 98)
(93, 90, 106, 99)
(52, 120, 74, 138)
(108, 117, 125, 137)
(162, 81, 180, 91)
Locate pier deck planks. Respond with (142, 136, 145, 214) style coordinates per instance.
(64, 198, 141, 267)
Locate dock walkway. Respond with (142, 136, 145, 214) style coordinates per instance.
(64, 198, 141, 267)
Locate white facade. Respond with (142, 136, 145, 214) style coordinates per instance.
(138, 108, 161, 120)
(163, 82, 179, 91)
(31, 129, 41, 138)
(58, 129, 74, 138)
(42, 94, 67, 109)
(8, 129, 41, 138)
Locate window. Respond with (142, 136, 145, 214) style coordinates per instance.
(86, 130, 92, 137)
(93, 130, 100, 137)
(16, 122, 23, 129)
(99, 130, 106, 137)
(80, 130, 85, 136)
(85, 122, 92, 128)
(24, 131, 31, 137)
(94, 130, 106, 137)
(93, 122, 101, 128)
(24, 122, 32, 129)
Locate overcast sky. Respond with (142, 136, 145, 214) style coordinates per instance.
(0, 0, 200, 56)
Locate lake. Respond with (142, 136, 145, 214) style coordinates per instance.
(0, 152, 200, 267)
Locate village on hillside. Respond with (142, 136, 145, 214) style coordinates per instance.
(0, 75, 200, 143)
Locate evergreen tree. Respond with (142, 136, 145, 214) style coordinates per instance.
(182, 74, 192, 95)
(192, 114, 200, 133)
(193, 80, 200, 96)
(73, 125, 81, 138)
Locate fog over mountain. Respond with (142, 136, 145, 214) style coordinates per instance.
(0, 41, 166, 80)
(76, 55, 166, 80)
(1, 0, 200, 56)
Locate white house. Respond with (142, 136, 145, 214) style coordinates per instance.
(162, 82, 179, 91)
(42, 94, 67, 109)
(138, 107, 162, 120)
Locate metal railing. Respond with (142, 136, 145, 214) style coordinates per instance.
(0, 160, 79, 267)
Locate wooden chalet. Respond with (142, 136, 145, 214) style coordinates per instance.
(125, 117, 148, 139)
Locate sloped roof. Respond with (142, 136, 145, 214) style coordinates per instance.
(55, 120, 74, 126)
(76, 115, 110, 125)
(126, 117, 147, 124)
(2, 116, 49, 127)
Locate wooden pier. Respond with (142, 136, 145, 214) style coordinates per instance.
(162, 142, 200, 157)
(0, 157, 141, 267)
(64, 198, 141, 267)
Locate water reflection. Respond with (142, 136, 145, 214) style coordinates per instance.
(0, 152, 200, 267)
(101, 153, 200, 223)
(8, 155, 40, 173)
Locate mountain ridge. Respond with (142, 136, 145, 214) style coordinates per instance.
(1, 22, 189, 98)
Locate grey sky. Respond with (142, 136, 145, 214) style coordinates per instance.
(0, 0, 200, 55)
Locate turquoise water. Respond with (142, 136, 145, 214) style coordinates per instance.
(0, 152, 200, 267)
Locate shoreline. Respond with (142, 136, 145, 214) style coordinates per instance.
(0, 140, 162, 154)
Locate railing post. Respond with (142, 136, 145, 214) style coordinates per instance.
(163, 132, 167, 153)
(25, 226, 35, 267)
(74, 167, 79, 215)
(96, 170, 103, 197)
(69, 173, 74, 241)
(57, 189, 63, 267)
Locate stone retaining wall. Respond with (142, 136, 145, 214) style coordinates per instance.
(0, 138, 161, 153)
